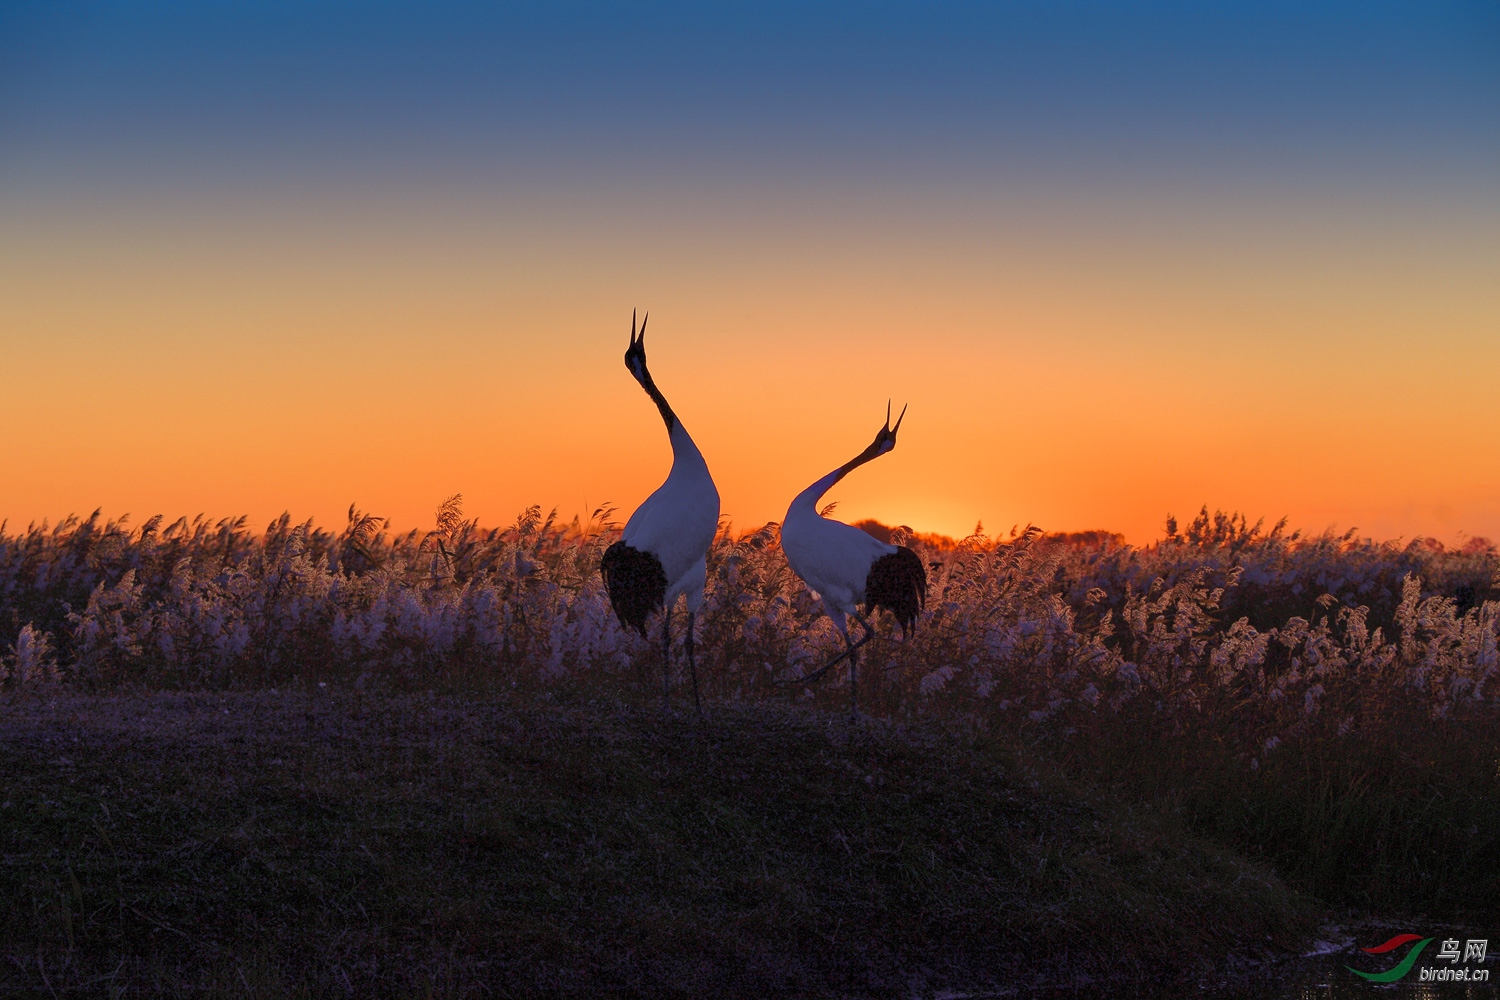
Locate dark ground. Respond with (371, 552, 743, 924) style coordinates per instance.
(0, 688, 1339, 997)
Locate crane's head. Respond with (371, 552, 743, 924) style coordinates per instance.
(624, 309, 650, 383)
(869, 400, 907, 457)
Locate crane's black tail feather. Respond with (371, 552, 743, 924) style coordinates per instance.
(601, 541, 667, 636)
(865, 546, 927, 636)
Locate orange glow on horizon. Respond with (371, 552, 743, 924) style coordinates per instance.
(2, 186, 1497, 548)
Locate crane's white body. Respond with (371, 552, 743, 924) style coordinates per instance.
(623, 420, 719, 612)
(779, 404, 916, 721)
(781, 468, 896, 620)
(605, 310, 719, 714)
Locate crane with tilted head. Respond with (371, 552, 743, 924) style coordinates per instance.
(780, 403, 927, 721)
(600, 311, 721, 714)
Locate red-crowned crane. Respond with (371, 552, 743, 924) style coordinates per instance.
(780, 403, 927, 720)
(601, 311, 720, 713)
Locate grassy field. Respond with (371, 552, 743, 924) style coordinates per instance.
(2, 505, 1497, 993)
(0, 688, 1309, 998)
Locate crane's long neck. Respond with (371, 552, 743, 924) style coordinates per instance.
(637, 366, 709, 478)
(788, 442, 883, 516)
(666, 417, 711, 478)
(636, 368, 677, 434)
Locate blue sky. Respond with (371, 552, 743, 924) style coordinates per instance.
(4, 2, 1496, 192)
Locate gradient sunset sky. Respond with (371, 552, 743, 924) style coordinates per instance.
(2, 2, 1497, 543)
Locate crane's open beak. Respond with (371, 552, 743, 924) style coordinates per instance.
(625, 309, 651, 381)
(881, 400, 908, 439)
(868, 400, 907, 454)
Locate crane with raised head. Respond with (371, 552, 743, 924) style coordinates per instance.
(600, 311, 720, 714)
(780, 403, 926, 720)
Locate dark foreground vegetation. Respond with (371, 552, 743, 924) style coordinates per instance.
(1, 503, 1497, 992)
(1, 691, 1306, 997)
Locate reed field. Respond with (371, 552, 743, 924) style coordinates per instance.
(1, 501, 1496, 995)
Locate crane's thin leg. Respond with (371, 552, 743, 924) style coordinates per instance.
(686, 610, 701, 716)
(850, 612, 874, 653)
(847, 630, 858, 723)
(780, 610, 876, 692)
(849, 612, 874, 723)
(661, 604, 673, 712)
